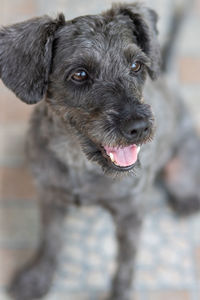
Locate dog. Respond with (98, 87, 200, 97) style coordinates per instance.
(0, 2, 200, 300)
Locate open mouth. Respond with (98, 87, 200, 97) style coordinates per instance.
(102, 144, 141, 170)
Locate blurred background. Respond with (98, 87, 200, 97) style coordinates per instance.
(0, 0, 200, 299)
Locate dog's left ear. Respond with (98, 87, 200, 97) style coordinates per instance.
(0, 14, 65, 104)
(106, 3, 161, 80)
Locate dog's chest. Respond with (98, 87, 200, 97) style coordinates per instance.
(52, 143, 141, 203)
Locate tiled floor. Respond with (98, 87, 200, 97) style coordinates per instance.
(0, 0, 200, 300)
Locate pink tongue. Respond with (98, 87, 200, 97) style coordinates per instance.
(104, 145, 138, 167)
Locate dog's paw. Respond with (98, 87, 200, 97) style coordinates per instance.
(106, 291, 134, 300)
(8, 262, 54, 300)
(106, 296, 133, 300)
(168, 195, 200, 217)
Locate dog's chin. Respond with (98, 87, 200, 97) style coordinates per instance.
(79, 135, 141, 176)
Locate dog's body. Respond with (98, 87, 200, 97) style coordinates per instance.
(0, 2, 200, 300)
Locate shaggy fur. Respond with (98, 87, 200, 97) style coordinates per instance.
(0, 3, 200, 300)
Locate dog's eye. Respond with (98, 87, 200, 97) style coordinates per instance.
(131, 62, 141, 72)
(71, 70, 88, 82)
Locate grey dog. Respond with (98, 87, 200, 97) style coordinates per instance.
(0, 2, 200, 300)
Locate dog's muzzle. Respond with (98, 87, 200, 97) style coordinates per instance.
(120, 118, 151, 142)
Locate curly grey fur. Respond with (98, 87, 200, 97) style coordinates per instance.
(0, 2, 199, 300)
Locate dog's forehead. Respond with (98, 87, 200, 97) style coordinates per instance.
(51, 13, 147, 75)
(56, 14, 134, 54)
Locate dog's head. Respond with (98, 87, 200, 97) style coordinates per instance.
(0, 3, 160, 175)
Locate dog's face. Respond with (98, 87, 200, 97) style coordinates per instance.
(0, 3, 160, 175)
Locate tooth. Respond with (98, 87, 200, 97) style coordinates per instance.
(109, 152, 115, 162)
(137, 146, 141, 154)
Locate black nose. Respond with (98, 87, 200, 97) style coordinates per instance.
(121, 118, 150, 140)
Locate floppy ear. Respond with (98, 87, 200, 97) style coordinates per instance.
(0, 14, 65, 104)
(108, 3, 161, 80)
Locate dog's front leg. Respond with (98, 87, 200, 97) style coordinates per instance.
(106, 203, 142, 300)
(9, 187, 69, 300)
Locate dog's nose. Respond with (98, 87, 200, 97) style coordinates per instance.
(121, 119, 150, 140)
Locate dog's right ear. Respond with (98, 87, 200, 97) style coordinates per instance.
(0, 14, 65, 104)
